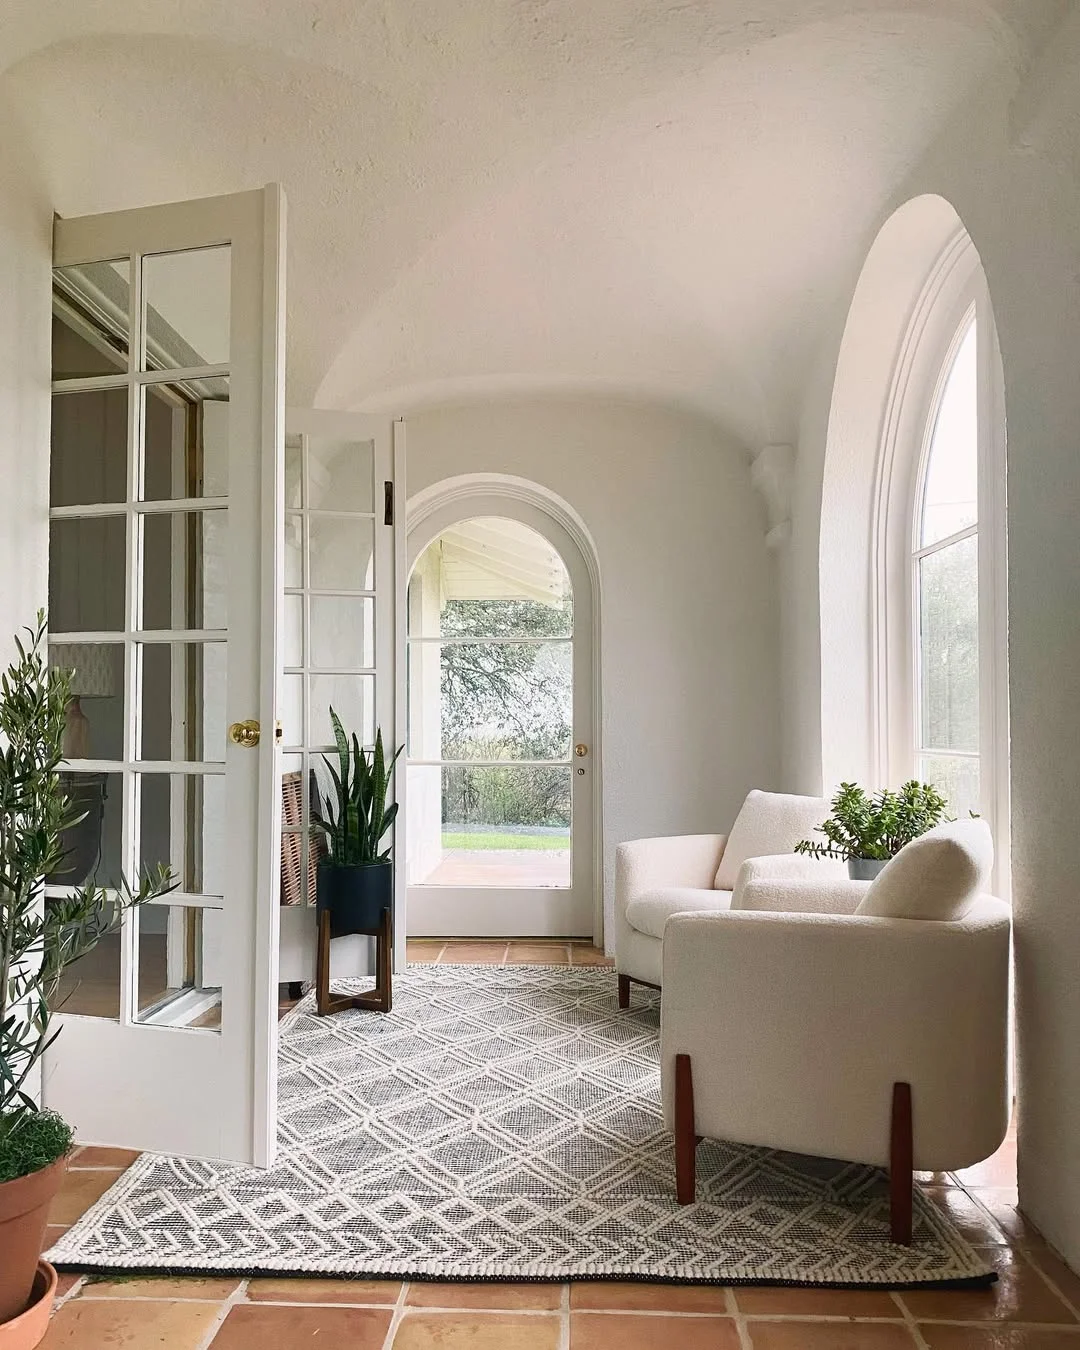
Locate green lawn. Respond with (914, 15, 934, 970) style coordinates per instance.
(442, 831, 569, 851)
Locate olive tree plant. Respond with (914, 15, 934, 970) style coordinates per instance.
(0, 613, 173, 1181)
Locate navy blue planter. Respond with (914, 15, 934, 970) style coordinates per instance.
(316, 859, 393, 938)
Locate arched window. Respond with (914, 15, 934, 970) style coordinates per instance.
(877, 239, 1009, 889)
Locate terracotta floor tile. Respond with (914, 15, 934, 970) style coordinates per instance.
(919, 1328, 1080, 1348)
(926, 1187, 1010, 1245)
(406, 1280, 563, 1309)
(570, 1311, 741, 1349)
(971, 1190, 1044, 1246)
(40, 1298, 222, 1349)
(734, 1286, 900, 1317)
(898, 1249, 1078, 1325)
(209, 1303, 393, 1348)
(569, 945, 614, 966)
(43, 1224, 70, 1246)
(394, 1310, 561, 1349)
(247, 1276, 401, 1304)
(54, 1272, 81, 1300)
(1027, 1249, 1080, 1316)
(48, 1167, 123, 1225)
(570, 1281, 729, 1312)
(954, 1138, 1018, 1189)
(71, 1146, 141, 1169)
(406, 942, 444, 964)
(506, 943, 570, 964)
(746, 1322, 917, 1350)
(437, 943, 508, 964)
(81, 1275, 242, 1299)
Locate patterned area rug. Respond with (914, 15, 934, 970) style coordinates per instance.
(49, 965, 994, 1287)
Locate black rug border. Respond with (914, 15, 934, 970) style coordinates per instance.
(51, 1259, 998, 1291)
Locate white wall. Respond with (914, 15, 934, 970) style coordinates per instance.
(781, 50, 1080, 1267)
(403, 397, 781, 949)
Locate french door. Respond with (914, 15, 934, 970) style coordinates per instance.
(43, 187, 285, 1164)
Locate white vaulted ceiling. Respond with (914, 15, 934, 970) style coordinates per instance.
(0, 0, 1067, 448)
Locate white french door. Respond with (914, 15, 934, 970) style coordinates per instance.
(276, 410, 405, 979)
(43, 187, 285, 1164)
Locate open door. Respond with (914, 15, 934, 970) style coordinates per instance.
(43, 187, 285, 1165)
(276, 410, 405, 983)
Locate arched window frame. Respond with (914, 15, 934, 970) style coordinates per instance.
(874, 234, 1010, 895)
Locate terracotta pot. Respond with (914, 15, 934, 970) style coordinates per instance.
(0, 1155, 67, 1325)
(0, 1263, 57, 1350)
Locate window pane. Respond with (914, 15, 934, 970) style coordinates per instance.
(919, 534, 979, 753)
(409, 518, 573, 639)
(408, 641, 572, 761)
(142, 379, 229, 500)
(138, 642, 227, 762)
(921, 319, 978, 548)
(51, 388, 128, 506)
(52, 260, 131, 379)
(48, 642, 124, 760)
(49, 516, 127, 632)
(137, 771, 226, 897)
(309, 596, 375, 669)
(47, 771, 122, 889)
(307, 674, 375, 748)
(142, 509, 228, 630)
(307, 436, 374, 512)
(136, 904, 222, 1029)
(407, 764, 571, 888)
(143, 246, 230, 369)
(918, 753, 980, 823)
(309, 515, 374, 590)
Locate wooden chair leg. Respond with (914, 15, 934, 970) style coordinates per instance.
(890, 1080, 913, 1245)
(315, 909, 332, 1016)
(675, 1053, 697, 1204)
(618, 973, 631, 1009)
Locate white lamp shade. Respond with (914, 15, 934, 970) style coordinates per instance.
(50, 643, 119, 698)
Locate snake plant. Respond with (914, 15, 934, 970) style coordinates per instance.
(314, 708, 402, 866)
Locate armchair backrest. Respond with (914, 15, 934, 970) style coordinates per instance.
(714, 790, 830, 890)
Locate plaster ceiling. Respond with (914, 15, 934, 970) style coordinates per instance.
(0, 0, 1068, 448)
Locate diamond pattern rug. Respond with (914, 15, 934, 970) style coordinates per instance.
(48, 965, 994, 1286)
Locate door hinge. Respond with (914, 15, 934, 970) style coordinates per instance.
(383, 480, 394, 526)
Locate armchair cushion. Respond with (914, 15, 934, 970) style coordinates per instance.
(625, 887, 732, 941)
(713, 790, 830, 890)
(856, 818, 994, 922)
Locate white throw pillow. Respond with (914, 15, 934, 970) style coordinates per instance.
(855, 818, 994, 922)
(714, 790, 831, 890)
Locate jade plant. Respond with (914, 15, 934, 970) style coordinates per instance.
(0, 612, 173, 1182)
(313, 708, 402, 866)
(794, 779, 951, 864)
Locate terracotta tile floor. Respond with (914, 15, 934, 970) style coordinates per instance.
(40, 939, 1080, 1348)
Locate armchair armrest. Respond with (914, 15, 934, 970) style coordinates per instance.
(615, 833, 727, 962)
(660, 899, 1011, 1172)
(732, 854, 853, 912)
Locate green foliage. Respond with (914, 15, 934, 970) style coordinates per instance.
(0, 612, 175, 1161)
(314, 710, 402, 866)
(0, 1107, 73, 1183)
(794, 780, 951, 862)
(441, 831, 567, 852)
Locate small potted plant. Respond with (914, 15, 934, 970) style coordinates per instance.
(0, 614, 172, 1347)
(795, 780, 951, 879)
(313, 709, 402, 937)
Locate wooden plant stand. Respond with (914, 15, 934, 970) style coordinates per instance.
(315, 904, 393, 1016)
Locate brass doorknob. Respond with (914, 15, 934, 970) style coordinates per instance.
(575, 743, 588, 757)
(229, 719, 261, 748)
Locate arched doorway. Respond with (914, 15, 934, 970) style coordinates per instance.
(404, 490, 598, 939)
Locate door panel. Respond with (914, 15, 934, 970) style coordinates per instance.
(276, 410, 402, 984)
(43, 187, 284, 1165)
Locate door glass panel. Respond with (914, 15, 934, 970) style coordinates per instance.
(52, 260, 131, 379)
(285, 514, 304, 587)
(48, 642, 124, 760)
(918, 534, 979, 754)
(136, 904, 223, 1029)
(309, 596, 374, 669)
(142, 246, 231, 369)
(141, 509, 229, 630)
(49, 517, 127, 632)
(284, 595, 304, 668)
(308, 674, 374, 748)
(142, 380, 229, 500)
(409, 640, 571, 760)
(285, 437, 303, 509)
(307, 437, 374, 512)
(281, 673, 304, 748)
(137, 772, 227, 898)
(309, 515, 374, 590)
(49, 900, 120, 1019)
(407, 764, 571, 888)
(47, 770, 123, 889)
(139, 641, 227, 761)
(50, 388, 128, 506)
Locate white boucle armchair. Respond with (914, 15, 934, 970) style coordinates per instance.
(659, 819, 1011, 1244)
(614, 790, 838, 1006)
